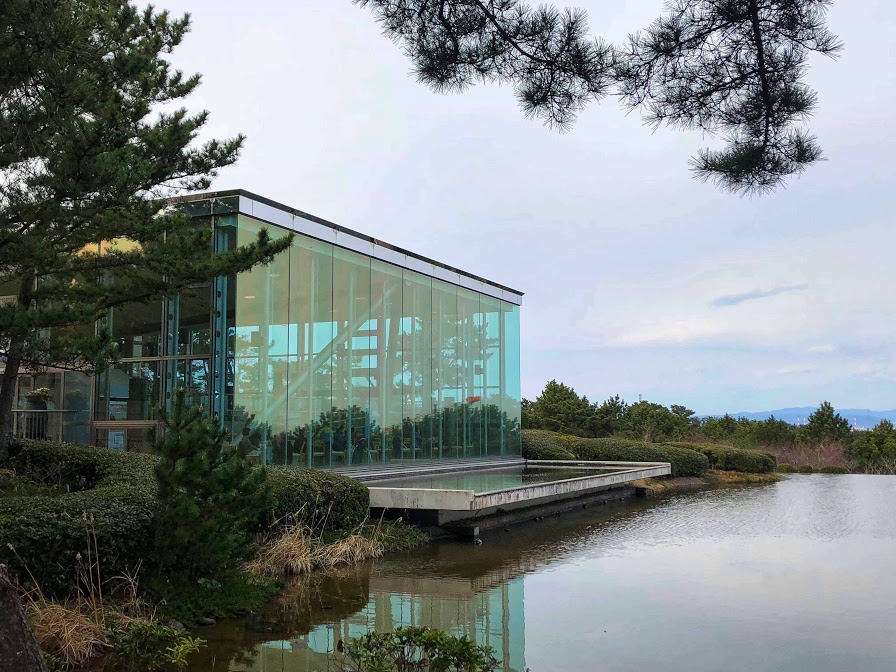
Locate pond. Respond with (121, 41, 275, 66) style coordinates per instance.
(191, 475, 896, 672)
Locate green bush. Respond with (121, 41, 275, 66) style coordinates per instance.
(521, 430, 576, 460)
(345, 626, 499, 672)
(107, 619, 205, 672)
(266, 466, 369, 530)
(820, 465, 848, 474)
(660, 445, 712, 477)
(154, 392, 271, 579)
(555, 434, 709, 477)
(777, 463, 795, 473)
(1, 440, 159, 596)
(0, 439, 369, 595)
(798, 464, 815, 473)
(664, 442, 776, 473)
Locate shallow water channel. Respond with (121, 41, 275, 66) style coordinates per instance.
(368, 465, 625, 491)
(191, 475, 896, 672)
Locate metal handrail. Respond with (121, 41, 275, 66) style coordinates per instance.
(12, 408, 83, 442)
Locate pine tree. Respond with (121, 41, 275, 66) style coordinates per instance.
(154, 390, 272, 579)
(357, 0, 841, 193)
(0, 0, 292, 461)
(804, 401, 851, 445)
(528, 380, 597, 437)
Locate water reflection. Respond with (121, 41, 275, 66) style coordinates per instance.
(193, 475, 896, 672)
(192, 560, 526, 672)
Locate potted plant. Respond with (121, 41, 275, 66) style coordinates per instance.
(23, 387, 52, 411)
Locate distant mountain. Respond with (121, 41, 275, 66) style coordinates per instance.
(705, 407, 896, 429)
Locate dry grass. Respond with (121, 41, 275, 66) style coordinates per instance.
(762, 440, 850, 471)
(247, 521, 314, 577)
(317, 534, 383, 569)
(29, 601, 110, 667)
(14, 517, 160, 669)
(248, 517, 387, 578)
(705, 470, 781, 485)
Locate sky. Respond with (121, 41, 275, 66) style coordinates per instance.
(159, 0, 896, 414)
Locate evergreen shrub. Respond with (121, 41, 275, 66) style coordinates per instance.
(266, 466, 369, 529)
(0, 439, 368, 594)
(520, 430, 576, 460)
(664, 442, 776, 473)
(521, 430, 709, 477)
(1, 440, 158, 595)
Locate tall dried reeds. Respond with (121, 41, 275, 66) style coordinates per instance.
(29, 601, 110, 667)
(248, 515, 386, 578)
(246, 521, 314, 577)
(16, 515, 159, 669)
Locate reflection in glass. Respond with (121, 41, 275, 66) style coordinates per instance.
(108, 301, 163, 358)
(95, 361, 160, 421)
(189, 565, 526, 672)
(170, 285, 212, 356)
(216, 214, 521, 466)
(62, 371, 91, 444)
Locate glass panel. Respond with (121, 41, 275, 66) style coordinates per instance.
(309, 244, 334, 468)
(95, 361, 161, 421)
(457, 288, 482, 457)
(480, 295, 503, 456)
(62, 371, 92, 444)
(170, 285, 212, 356)
(332, 247, 371, 466)
(502, 302, 522, 456)
(224, 215, 291, 464)
(432, 280, 459, 459)
(172, 358, 210, 410)
(107, 301, 163, 358)
(370, 260, 403, 463)
(403, 271, 432, 460)
(283, 235, 335, 467)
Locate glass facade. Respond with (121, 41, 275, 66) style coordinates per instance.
(1, 193, 521, 467)
(219, 213, 521, 466)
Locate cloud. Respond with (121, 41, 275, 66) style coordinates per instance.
(754, 364, 817, 380)
(711, 283, 808, 308)
(576, 221, 896, 350)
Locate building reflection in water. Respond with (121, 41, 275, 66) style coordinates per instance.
(227, 572, 525, 672)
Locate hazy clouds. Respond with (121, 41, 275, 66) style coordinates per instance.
(161, 0, 896, 413)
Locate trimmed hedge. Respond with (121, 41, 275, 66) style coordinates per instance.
(1, 440, 369, 596)
(521, 430, 576, 460)
(574, 439, 709, 477)
(521, 430, 709, 477)
(664, 442, 776, 474)
(266, 466, 369, 530)
(2, 441, 159, 596)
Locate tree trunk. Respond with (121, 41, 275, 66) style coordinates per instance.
(0, 351, 21, 464)
(0, 568, 48, 672)
(0, 274, 32, 464)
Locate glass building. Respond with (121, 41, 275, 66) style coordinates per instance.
(7, 191, 523, 467)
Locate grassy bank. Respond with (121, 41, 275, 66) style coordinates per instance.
(0, 439, 427, 670)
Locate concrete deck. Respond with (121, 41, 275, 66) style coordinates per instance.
(367, 460, 670, 511)
(365, 459, 672, 536)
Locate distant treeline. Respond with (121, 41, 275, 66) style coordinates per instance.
(522, 381, 896, 474)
